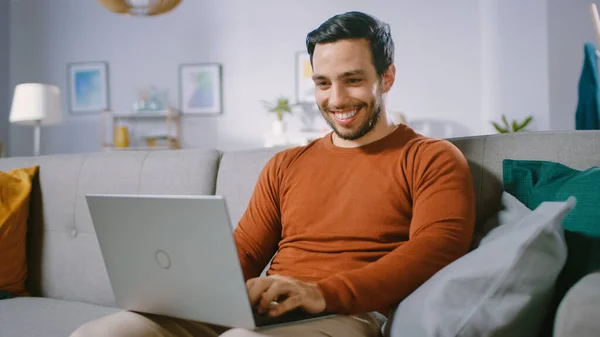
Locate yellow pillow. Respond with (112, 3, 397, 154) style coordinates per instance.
(0, 166, 39, 297)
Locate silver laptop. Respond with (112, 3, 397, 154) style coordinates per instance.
(85, 194, 332, 330)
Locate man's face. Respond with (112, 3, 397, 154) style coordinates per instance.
(311, 39, 387, 141)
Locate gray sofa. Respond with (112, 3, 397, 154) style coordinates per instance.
(0, 130, 599, 337)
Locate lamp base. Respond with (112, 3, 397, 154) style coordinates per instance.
(33, 120, 41, 156)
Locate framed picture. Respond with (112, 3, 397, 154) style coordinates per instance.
(68, 62, 109, 113)
(295, 51, 315, 103)
(179, 63, 222, 115)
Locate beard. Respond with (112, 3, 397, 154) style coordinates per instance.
(319, 93, 384, 141)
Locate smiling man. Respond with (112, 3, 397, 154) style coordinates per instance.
(311, 37, 394, 147)
(71, 11, 475, 337)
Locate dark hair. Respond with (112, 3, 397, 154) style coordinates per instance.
(306, 11, 395, 77)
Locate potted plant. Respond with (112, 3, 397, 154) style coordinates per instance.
(262, 95, 295, 135)
(492, 115, 533, 133)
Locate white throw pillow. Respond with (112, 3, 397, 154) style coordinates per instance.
(387, 192, 575, 337)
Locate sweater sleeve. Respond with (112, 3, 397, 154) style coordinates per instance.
(316, 140, 476, 315)
(233, 154, 284, 281)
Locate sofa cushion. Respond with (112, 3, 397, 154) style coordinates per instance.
(215, 147, 283, 226)
(0, 149, 221, 308)
(553, 271, 600, 337)
(502, 159, 600, 336)
(388, 192, 572, 337)
(0, 166, 39, 297)
(0, 297, 120, 337)
(503, 159, 600, 235)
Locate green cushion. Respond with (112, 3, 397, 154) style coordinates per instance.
(503, 159, 600, 336)
(503, 160, 600, 235)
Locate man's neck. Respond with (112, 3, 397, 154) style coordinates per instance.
(332, 116, 398, 148)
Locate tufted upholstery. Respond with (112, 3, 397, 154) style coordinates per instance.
(0, 150, 220, 307)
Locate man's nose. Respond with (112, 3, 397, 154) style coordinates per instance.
(328, 83, 349, 109)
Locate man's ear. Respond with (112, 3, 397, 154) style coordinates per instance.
(381, 64, 396, 93)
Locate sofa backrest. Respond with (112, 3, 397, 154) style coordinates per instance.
(215, 147, 282, 225)
(216, 130, 600, 233)
(0, 130, 599, 307)
(450, 130, 600, 242)
(0, 149, 221, 307)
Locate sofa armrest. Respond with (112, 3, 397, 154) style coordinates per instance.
(554, 271, 600, 337)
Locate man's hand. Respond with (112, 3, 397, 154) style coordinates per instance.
(246, 275, 326, 317)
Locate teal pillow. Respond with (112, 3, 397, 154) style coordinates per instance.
(503, 159, 600, 235)
(503, 159, 600, 336)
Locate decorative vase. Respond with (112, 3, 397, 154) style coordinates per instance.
(272, 120, 285, 135)
(114, 126, 130, 148)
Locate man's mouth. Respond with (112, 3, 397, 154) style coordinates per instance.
(330, 106, 362, 124)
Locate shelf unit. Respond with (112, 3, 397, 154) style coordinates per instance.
(100, 107, 182, 151)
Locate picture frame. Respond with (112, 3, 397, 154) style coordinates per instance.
(179, 63, 223, 115)
(67, 61, 109, 114)
(295, 51, 315, 103)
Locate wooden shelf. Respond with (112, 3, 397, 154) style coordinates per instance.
(100, 107, 181, 152)
(112, 110, 180, 119)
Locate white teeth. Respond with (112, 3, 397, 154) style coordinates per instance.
(334, 109, 357, 120)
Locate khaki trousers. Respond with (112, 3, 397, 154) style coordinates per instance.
(70, 310, 384, 337)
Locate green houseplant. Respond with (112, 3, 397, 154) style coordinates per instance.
(262, 96, 294, 121)
(492, 115, 533, 133)
(262, 95, 296, 136)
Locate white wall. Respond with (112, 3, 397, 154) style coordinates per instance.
(385, 1, 481, 134)
(8, 0, 490, 156)
(480, 0, 550, 133)
(547, 0, 597, 130)
(7, 0, 558, 156)
(0, 0, 9, 152)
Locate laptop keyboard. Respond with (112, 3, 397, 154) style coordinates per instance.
(252, 308, 332, 327)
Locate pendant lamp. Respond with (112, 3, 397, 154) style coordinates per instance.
(97, 0, 181, 16)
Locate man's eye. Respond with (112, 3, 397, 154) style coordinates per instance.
(347, 78, 362, 84)
(316, 82, 329, 87)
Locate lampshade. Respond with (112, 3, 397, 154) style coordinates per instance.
(9, 83, 63, 126)
(97, 0, 181, 16)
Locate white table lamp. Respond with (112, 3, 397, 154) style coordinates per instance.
(9, 83, 63, 156)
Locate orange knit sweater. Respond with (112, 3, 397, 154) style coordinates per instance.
(233, 124, 475, 315)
